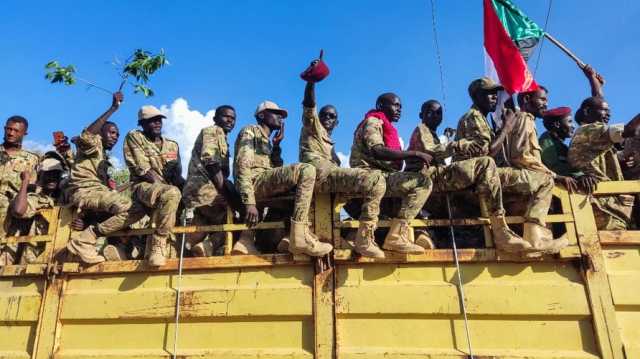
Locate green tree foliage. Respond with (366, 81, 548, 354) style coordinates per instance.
(45, 49, 168, 98)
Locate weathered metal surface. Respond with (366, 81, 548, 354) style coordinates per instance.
(599, 230, 640, 245)
(0, 277, 44, 358)
(334, 262, 598, 359)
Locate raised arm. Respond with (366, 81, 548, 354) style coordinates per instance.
(86, 92, 123, 135)
(303, 81, 316, 109)
(582, 65, 604, 98)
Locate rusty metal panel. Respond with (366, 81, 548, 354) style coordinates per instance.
(53, 266, 314, 358)
(603, 246, 640, 358)
(0, 277, 44, 359)
(335, 261, 599, 359)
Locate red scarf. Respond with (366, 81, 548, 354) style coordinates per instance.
(358, 110, 402, 150)
(357, 110, 403, 169)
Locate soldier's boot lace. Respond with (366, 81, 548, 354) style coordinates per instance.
(414, 228, 436, 249)
(354, 220, 384, 258)
(382, 219, 424, 254)
(523, 222, 569, 254)
(148, 235, 167, 267)
(490, 215, 533, 253)
(232, 230, 261, 255)
(288, 219, 333, 257)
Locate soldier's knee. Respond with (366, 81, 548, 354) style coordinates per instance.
(295, 163, 316, 182)
(367, 170, 387, 195)
(159, 186, 182, 206)
(108, 196, 132, 214)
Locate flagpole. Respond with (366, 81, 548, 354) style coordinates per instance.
(543, 33, 586, 68)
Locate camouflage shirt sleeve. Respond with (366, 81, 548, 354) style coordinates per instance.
(234, 127, 257, 205)
(362, 117, 385, 151)
(454, 108, 491, 160)
(568, 123, 622, 179)
(123, 131, 152, 177)
(508, 112, 554, 175)
(12, 192, 54, 219)
(302, 106, 318, 128)
(75, 130, 102, 157)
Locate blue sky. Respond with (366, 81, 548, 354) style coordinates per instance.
(3, 1, 640, 168)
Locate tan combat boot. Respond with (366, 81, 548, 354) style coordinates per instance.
(414, 229, 436, 249)
(67, 226, 105, 264)
(19, 244, 39, 264)
(148, 235, 167, 266)
(523, 222, 569, 254)
(490, 215, 533, 253)
(288, 219, 333, 257)
(382, 219, 424, 254)
(276, 236, 290, 253)
(0, 249, 16, 266)
(103, 244, 127, 261)
(232, 231, 261, 255)
(191, 240, 214, 257)
(354, 220, 385, 258)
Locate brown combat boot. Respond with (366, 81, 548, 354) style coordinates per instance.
(490, 215, 533, 253)
(67, 226, 105, 264)
(354, 220, 385, 258)
(523, 222, 569, 254)
(103, 244, 128, 261)
(148, 235, 167, 266)
(0, 249, 16, 266)
(382, 219, 424, 254)
(288, 219, 333, 257)
(414, 229, 436, 249)
(232, 231, 261, 255)
(191, 240, 214, 257)
(276, 236, 290, 253)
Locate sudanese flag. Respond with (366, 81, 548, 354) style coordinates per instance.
(484, 0, 544, 94)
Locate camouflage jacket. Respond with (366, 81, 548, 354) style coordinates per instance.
(568, 122, 625, 181)
(453, 106, 493, 162)
(0, 145, 39, 199)
(233, 124, 283, 205)
(123, 130, 181, 184)
(349, 116, 399, 172)
(299, 106, 338, 166)
(503, 111, 554, 175)
(183, 125, 229, 208)
(407, 123, 475, 171)
(67, 130, 113, 192)
(9, 189, 58, 236)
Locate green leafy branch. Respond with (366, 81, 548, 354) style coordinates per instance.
(45, 49, 168, 98)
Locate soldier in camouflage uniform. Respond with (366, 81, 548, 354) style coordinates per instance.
(350, 93, 433, 254)
(234, 101, 332, 257)
(66, 92, 146, 264)
(454, 78, 562, 254)
(569, 96, 640, 230)
(183, 105, 243, 256)
(0, 116, 39, 266)
(124, 105, 184, 266)
(407, 99, 526, 252)
(10, 158, 65, 264)
(299, 66, 386, 258)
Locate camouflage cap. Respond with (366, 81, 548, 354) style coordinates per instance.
(468, 77, 504, 97)
(39, 158, 64, 173)
(138, 105, 166, 123)
(255, 101, 288, 119)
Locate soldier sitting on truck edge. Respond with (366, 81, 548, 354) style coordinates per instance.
(349, 93, 433, 254)
(233, 101, 332, 257)
(406, 99, 525, 252)
(123, 105, 184, 267)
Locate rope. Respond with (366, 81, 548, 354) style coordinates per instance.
(533, 0, 554, 76)
(429, 0, 447, 113)
(445, 194, 474, 358)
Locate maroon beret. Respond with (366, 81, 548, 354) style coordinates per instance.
(543, 106, 572, 119)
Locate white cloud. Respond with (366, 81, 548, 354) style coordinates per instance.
(336, 151, 350, 168)
(159, 98, 216, 175)
(23, 139, 53, 155)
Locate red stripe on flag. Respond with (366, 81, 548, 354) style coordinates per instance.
(483, 0, 538, 94)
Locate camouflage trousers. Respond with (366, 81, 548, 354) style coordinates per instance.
(428, 156, 503, 215)
(383, 171, 432, 220)
(592, 194, 634, 230)
(0, 194, 16, 258)
(497, 167, 553, 226)
(69, 187, 146, 235)
(185, 194, 228, 247)
(313, 161, 386, 221)
(132, 182, 182, 243)
(252, 164, 316, 222)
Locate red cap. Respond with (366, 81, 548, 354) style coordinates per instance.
(543, 106, 572, 119)
(300, 50, 330, 83)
